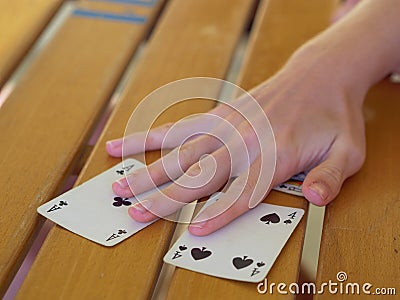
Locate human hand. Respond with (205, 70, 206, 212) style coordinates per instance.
(106, 51, 367, 236)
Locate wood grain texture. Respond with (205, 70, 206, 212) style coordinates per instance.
(16, 0, 255, 299)
(315, 81, 400, 299)
(166, 0, 337, 299)
(0, 0, 64, 88)
(0, 1, 162, 296)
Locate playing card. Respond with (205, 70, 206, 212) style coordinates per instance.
(272, 172, 307, 196)
(37, 159, 162, 246)
(163, 193, 304, 282)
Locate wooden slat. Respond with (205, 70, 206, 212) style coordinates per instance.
(16, 0, 256, 299)
(0, 1, 163, 296)
(315, 81, 400, 299)
(0, 0, 64, 88)
(166, 0, 337, 299)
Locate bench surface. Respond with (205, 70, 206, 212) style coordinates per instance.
(0, 0, 398, 299)
(0, 0, 163, 295)
(0, 0, 64, 87)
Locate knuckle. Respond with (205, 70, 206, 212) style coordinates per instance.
(243, 174, 257, 195)
(160, 122, 174, 132)
(163, 188, 183, 203)
(238, 122, 258, 148)
(152, 122, 174, 147)
(148, 166, 164, 183)
(318, 164, 343, 186)
(144, 132, 155, 147)
(186, 163, 202, 177)
(158, 187, 190, 206)
(178, 143, 197, 168)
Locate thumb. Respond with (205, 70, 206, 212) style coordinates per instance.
(302, 144, 362, 206)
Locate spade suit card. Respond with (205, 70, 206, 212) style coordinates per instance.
(273, 172, 307, 196)
(164, 193, 304, 282)
(37, 159, 161, 246)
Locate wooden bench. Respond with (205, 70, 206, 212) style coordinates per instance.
(0, 0, 398, 299)
(0, 0, 164, 295)
(0, 0, 64, 88)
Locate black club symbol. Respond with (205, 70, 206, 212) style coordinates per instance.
(113, 197, 132, 207)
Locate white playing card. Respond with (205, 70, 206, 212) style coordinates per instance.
(272, 172, 306, 197)
(37, 159, 162, 246)
(163, 193, 304, 282)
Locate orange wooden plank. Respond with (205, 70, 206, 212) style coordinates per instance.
(315, 81, 400, 299)
(0, 0, 64, 87)
(0, 0, 163, 296)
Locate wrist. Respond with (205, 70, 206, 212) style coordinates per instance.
(286, 0, 400, 100)
(284, 41, 370, 106)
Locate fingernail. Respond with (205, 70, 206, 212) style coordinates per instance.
(116, 178, 128, 188)
(190, 221, 207, 229)
(309, 182, 327, 201)
(106, 139, 122, 149)
(131, 204, 146, 214)
(191, 211, 209, 228)
(132, 199, 153, 214)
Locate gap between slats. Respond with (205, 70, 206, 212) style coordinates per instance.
(2, 1, 326, 298)
(2, 1, 166, 298)
(0, 2, 72, 109)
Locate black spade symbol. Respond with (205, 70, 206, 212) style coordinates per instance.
(257, 262, 266, 268)
(260, 213, 280, 224)
(284, 219, 292, 225)
(191, 247, 212, 260)
(232, 256, 254, 270)
(179, 245, 187, 251)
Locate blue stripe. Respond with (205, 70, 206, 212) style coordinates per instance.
(87, 0, 157, 7)
(72, 8, 146, 24)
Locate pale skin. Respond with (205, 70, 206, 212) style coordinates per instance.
(106, 0, 400, 236)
